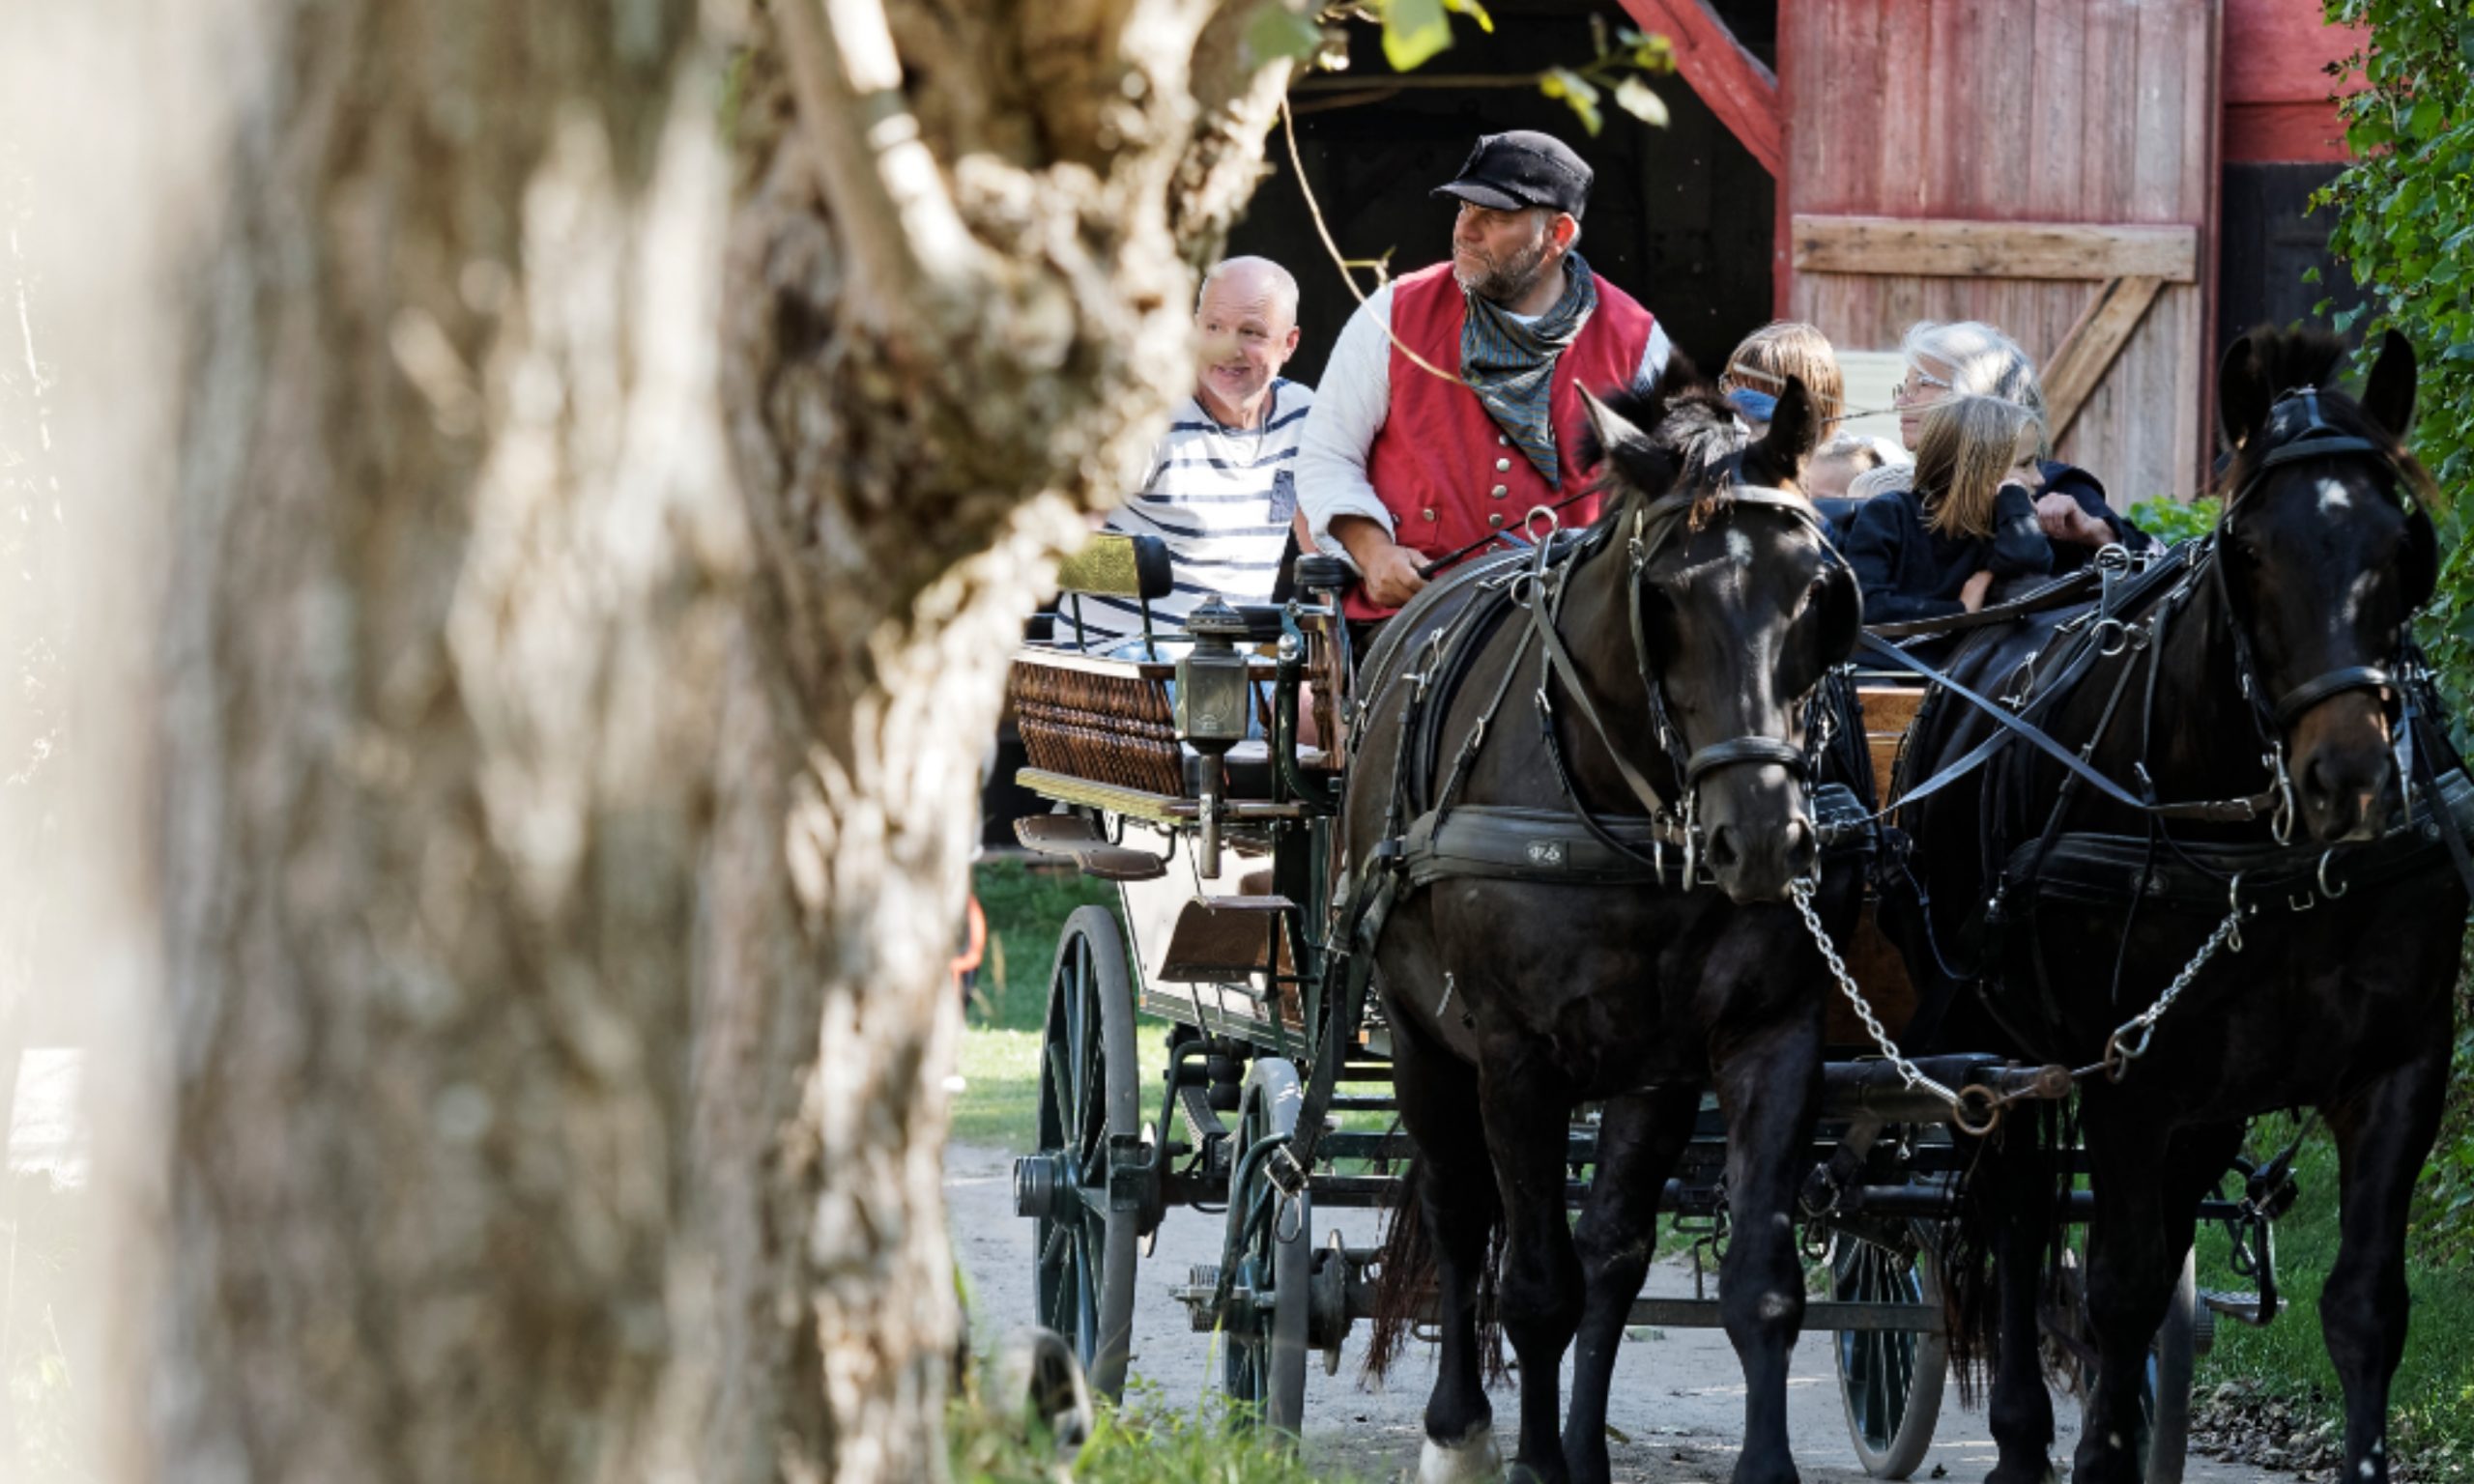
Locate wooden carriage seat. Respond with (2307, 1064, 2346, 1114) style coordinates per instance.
(1013, 532, 1322, 807)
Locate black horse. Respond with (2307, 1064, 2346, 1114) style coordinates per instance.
(1347, 374, 1866, 1484)
(1888, 328, 2468, 1484)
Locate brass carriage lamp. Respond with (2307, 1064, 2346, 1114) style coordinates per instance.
(1176, 595, 1252, 876)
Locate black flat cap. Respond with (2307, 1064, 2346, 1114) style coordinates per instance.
(1433, 130, 1593, 219)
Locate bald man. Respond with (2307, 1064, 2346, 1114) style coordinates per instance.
(1076, 256, 1314, 650)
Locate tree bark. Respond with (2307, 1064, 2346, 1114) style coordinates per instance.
(143, 0, 1299, 1477)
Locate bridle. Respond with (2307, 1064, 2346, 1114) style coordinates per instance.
(2208, 387, 2431, 836)
(1523, 480, 1851, 877)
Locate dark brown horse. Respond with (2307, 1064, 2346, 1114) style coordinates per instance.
(1887, 328, 2466, 1484)
(1350, 374, 1867, 1484)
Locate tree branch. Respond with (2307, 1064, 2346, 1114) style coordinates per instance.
(775, 0, 984, 333)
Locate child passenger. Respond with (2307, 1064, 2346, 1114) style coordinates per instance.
(1720, 321, 1846, 434)
(1846, 322, 2145, 622)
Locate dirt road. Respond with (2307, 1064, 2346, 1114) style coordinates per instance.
(949, 1140, 2285, 1484)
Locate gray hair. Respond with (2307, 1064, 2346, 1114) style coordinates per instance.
(1197, 256, 1300, 328)
(1900, 319, 2050, 461)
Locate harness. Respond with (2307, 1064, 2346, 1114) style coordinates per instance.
(1880, 387, 2474, 1077)
(1263, 486, 1870, 1199)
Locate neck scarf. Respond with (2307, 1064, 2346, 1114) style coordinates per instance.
(1459, 251, 1598, 487)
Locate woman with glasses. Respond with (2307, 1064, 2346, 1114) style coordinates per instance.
(1845, 321, 2145, 621)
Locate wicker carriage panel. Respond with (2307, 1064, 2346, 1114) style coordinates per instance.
(1010, 655, 1185, 796)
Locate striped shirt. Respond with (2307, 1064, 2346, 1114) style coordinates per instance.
(1071, 379, 1314, 648)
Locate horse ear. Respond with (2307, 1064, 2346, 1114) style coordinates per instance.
(1578, 384, 1649, 457)
(1761, 376, 1823, 472)
(1816, 558, 1862, 662)
(2218, 332, 2271, 454)
(2361, 328, 2417, 442)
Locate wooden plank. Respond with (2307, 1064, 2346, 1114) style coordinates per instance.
(1791, 215, 2199, 282)
(2028, 0, 2086, 219)
(1617, 0, 1782, 177)
(2041, 275, 2166, 443)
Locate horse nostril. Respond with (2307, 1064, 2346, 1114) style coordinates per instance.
(1707, 824, 1740, 870)
(1783, 820, 1816, 874)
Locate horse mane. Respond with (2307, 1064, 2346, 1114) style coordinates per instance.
(2219, 327, 2433, 509)
(1578, 381, 1757, 534)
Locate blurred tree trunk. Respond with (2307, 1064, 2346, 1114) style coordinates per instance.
(150, 0, 1294, 1480)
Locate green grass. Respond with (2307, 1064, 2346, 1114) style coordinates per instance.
(969, 859, 1121, 1032)
(2193, 1113, 2474, 1478)
(951, 1379, 1368, 1483)
(951, 1025, 1174, 1155)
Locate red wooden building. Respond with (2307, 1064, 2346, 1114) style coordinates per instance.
(1244, 0, 2365, 509)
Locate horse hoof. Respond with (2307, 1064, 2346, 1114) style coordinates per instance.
(1419, 1425, 1505, 1483)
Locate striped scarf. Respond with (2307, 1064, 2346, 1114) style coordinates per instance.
(1459, 251, 1598, 487)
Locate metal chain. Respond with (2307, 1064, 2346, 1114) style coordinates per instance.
(1786, 880, 1992, 1131)
(2094, 877, 2247, 1081)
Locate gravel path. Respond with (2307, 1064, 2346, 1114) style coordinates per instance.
(949, 1140, 2287, 1484)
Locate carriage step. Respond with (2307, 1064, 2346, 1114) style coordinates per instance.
(1159, 896, 1297, 982)
(1013, 814, 1171, 881)
(2200, 1289, 2281, 1326)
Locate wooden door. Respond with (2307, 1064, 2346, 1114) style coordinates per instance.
(1780, 0, 2222, 502)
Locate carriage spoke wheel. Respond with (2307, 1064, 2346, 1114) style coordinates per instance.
(1220, 1058, 1311, 1439)
(1830, 1221, 1949, 1480)
(2046, 1244, 2198, 1484)
(1026, 906, 1141, 1404)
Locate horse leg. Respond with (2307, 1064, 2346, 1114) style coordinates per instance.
(1981, 1130, 2058, 1484)
(1563, 1083, 1702, 1484)
(1712, 1013, 1823, 1484)
(2070, 1113, 2232, 1484)
(1481, 1050, 1588, 1484)
(2320, 1042, 2449, 1484)
(1392, 1013, 1506, 1482)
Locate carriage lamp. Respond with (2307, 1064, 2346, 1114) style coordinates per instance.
(1177, 596, 1253, 876)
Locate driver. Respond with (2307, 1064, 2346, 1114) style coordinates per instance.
(1297, 129, 1670, 636)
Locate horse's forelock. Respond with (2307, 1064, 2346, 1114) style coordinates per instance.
(2220, 329, 2431, 511)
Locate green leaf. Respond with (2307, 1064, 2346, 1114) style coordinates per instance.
(1443, 0, 1494, 35)
(1542, 67, 1603, 134)
(1382, 0, 1453, 71)
(1244, 3, 1324, 65)
(1613, 75, 1670, 128)
(2411, 97, 2445, 139)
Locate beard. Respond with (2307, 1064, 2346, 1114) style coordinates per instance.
(1453, 228, 1555, 304)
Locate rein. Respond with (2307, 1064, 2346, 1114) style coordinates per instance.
(1879, 385, 2472, 1092)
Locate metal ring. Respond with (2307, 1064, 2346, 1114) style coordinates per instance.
(2102, 1025, 2149, 1083)
(1526, 504, 1563, 543)
(2093, 617, 2131, 657)
(1951, 1084, 2003, 1137)
(2317, 850, 2350, 900)
(1274, 1185, 1305, 1244)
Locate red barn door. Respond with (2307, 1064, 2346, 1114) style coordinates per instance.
(1780, 0, 2222, 501)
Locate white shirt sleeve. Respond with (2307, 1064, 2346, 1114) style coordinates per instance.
(1638, 320, 1673, 392)
(1296, 282, 1396, 569)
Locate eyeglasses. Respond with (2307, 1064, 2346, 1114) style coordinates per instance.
(1893, 367, 1953, 400)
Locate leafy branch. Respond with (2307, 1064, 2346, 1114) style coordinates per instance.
(1251, 1, 1677, 134)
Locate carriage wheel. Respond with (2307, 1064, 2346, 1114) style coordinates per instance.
(1830, 1222, 1949, 1479)
(1023, 906, 1142, 1404)
(1220, 1057, 1311, 1437)
(2047, 1245, 2199, 1484)
(2142, 1250, 2200, 1484)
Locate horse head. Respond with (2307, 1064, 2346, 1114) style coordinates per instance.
(1579, 373, 1860, 902)
(2215, 328, 2437, 844)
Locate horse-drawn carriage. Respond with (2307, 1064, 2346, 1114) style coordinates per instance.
(998, 337, 2470, 1484)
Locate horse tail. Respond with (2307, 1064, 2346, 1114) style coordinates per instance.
(1937, 1098, 2071, 1406)
(1362, 1150, 1510, 1385)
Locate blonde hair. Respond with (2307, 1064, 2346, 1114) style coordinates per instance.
(1899, 321, 2049, 537)
(1722, 321, 1846, 429)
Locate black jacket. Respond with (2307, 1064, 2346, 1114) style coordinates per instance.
(1843, 482, 2053, 624)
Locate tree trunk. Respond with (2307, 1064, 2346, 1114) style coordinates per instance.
(136, 0, 1297, 1478)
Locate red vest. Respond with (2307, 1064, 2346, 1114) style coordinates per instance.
(1350, 262, 1659, 621)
